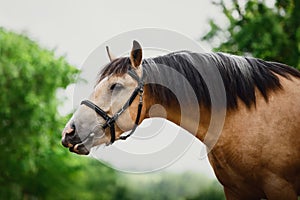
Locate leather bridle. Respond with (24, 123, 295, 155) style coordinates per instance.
(81, 67, 144, 144)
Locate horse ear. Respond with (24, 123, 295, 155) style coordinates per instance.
(130, 40, 143, 69)
(106, 46, 116, 62)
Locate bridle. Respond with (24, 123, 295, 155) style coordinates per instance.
(81, 67, 144, 144)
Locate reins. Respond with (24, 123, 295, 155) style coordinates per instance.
(81, 67, 144, 144)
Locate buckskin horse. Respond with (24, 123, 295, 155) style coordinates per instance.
(61, 41, 300, 199)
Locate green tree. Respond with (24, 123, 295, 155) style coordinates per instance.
(116, 172, 225, 200)
(203, 0, 300, 69)
(187, 181, 225, 200)
(0, 27, 119, 199)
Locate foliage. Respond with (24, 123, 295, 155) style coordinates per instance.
(203, 0, 300, 69)
(0, 27, 118, 199)
(187, 181, 225, 200)
(116, 172, 225, 200)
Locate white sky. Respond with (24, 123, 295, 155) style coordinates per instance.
(0, 0, 227, 179)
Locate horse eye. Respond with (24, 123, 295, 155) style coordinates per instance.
(110, 83, 124, 91)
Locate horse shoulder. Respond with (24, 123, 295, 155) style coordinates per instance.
(208, 76, 300, 198)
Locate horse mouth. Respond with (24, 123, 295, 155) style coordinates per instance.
(69, 145, 90, 155)
(69, 133, 95, 155)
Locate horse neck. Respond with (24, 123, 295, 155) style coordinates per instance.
(142, 86, 212, 142)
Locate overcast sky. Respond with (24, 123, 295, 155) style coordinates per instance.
(0, 0, 228, 179)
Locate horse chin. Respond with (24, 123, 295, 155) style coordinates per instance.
(68, 133, 95, 155)
(69, 145, 90, 155)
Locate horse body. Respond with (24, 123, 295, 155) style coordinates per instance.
(145, 75, 300, 199)
(62, 41, 300, 199)
(207, 76, 300, 199)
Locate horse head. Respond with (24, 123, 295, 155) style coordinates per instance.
(61, 41, 145, 154)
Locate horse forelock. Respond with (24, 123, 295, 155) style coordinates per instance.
(98, 57, 131, 83)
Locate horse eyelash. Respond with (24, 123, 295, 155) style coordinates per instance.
(110, 83, 124, 91)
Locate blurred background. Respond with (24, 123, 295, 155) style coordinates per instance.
(0, 0, 299, 199)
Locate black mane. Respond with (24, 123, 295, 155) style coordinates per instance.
(99, 51, 300, 109)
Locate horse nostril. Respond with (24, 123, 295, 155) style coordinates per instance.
(71, 122, 76, 134)
(66, 122, 76, 136)
(61, 122, 78, 148)
(71, 121, 75, 128)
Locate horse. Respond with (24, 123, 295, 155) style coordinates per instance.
(61, 41, 300, 199)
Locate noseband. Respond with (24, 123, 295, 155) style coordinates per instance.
(81, 67, 144, 144)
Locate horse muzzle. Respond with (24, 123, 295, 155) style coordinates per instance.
(61, 122, 92, 155)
